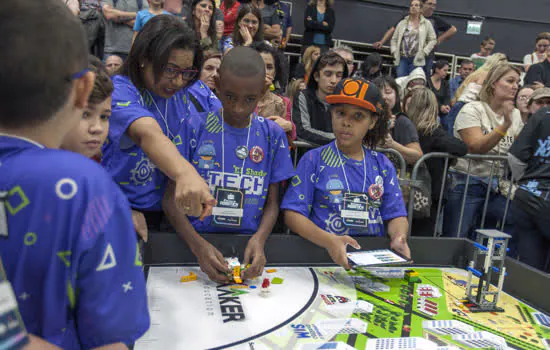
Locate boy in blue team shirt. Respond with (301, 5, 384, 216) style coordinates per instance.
(282, 77, 411, 269)
(163, 47, 295, 283)
(0, 0, 149, 348)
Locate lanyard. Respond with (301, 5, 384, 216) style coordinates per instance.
(148, 92, 175, 139)
(221, 109, 252, 187)
(334, 142, 367, 194)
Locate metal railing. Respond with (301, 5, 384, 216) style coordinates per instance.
(406, 153, 514, 237)
(284, 34, 524, 80)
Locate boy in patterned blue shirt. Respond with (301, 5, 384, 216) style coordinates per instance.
(163, 47, 295, 283)
(0, 1, 149, 348)
(282, 77, 411, 269)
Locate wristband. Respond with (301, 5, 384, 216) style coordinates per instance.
(494, 127, 506, 137)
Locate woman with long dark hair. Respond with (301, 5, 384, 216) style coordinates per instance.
(102, 15, 215, 228)
(186, 0, 219, 50)
(222, 4, 264, 53)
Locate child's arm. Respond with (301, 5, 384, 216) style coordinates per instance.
(387, 217, 410, 258)
(162, 181, 231, 283)
(242, 183, 278, 279)
(285, 210, 360, 269)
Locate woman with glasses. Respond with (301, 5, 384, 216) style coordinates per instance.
(222, 4, 264, 54)
(390, 0, 436, 77)
(102, 14, 216, 230)
(515, 85, 534, 124)
(523, 32, 550, 73)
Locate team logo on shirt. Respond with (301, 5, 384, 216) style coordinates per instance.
(249, 146, 264, 163)
(130, 155, 156, 186)
(535, 136, 550, 157)
(325, 177, 344, 204)
(196, 141, 219, 169)
(368, 184, 384, 201)
(324, 212, 349, 236)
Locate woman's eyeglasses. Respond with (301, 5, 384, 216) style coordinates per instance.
(163, 66, 198, 80)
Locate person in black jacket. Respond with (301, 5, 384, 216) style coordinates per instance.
(427, 60, 451, 118)
(408, 88, 468, 235)
(524, 45, 550, 88)
(508, 107, 550, 271)
(292, 51, 347, 146)
(302, 0, 335, 53)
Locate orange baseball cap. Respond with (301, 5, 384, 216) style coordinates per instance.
(326, 77, 384, 114)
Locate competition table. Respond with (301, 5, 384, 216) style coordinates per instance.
(138, 233, 550, 350)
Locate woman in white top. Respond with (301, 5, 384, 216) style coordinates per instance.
(443, 53, 507, 134)
(523, 32, 550, 73)
(390, 0, 436, 78)
(443, 63, 523, 239)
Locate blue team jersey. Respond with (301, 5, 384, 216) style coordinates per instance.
(102, 75, 219, 210)
(0, 135, 149, 349)
(281, 141, 406, 236)
(188, 80, 222, 114)
(187, 112, 294, 233)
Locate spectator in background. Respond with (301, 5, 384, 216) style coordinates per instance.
(65, 0, 80, 15)
(222, 5, 264, 53)
(276, 0, 293, 49)
(449, 59, 475, 100)
(132, 0, 170, 43)
(395, 66, 427, 100)
(199, 50, 222, 93)
(390, 0, 437, 77)
(186, 0, 219, 51)
(332, 45, 355, 77)
(444, 63, 523, 239)
(105, 54, 124, 75)
(446, 53, 507, 133)
(427, 60, 451, 118)
(221, 0, 241, 44)
(252, 42, 296, 141)
(286, 78, 306, 103)
(470, 36, 496, 69)
(79, 0, 106, 58)
(373, 76, 423, 165)
(508, 107, 550, 272)
(523, 32, 550, 72)
(515, 85, 534, 124)
(293, 52, 347, 145)
(375, 0, 456, 76)
(525, 44, 550, 88)
(360, 53, 383, 81)
(102, 0, 146, 61)
(302, 0, 335, 53)
(251, 0, 284, 42)
(408, 88, 467, 232)
(526, 88, 550, 117)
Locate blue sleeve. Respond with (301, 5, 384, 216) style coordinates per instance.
(281, 151, 317, 217)
(109, 77, 154, 145)
(133, 11, 144, 31)
(268, 122, 295, 184)
(74, 180, 149, 348)
(177, 112, 205, 160)
(378, 154, 407, 221)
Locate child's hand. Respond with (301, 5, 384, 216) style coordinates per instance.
(241, 235, 267, 280)
(326, 235, 361, 270)
(194, 240, 231, 283)
(390, 234, 411, 259)
(131, 210, 148, 243)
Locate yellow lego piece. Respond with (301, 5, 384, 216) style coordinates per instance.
(266, 269, 277, 273)
(233, 265, 242, 284)
(180, 272, 197, 283)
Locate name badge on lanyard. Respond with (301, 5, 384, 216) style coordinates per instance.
(212, 187, 244, 227)
(341, 192, 369, 228)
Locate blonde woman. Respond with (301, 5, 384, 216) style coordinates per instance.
(390, 0, 436, 77)
(408, 88, 467, 211)
(444, 63, 524, 238)
(443, 53, 507, 134)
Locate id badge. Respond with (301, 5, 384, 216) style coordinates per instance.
(341, 192, 369, 228)
(212, 187, 244, 227)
